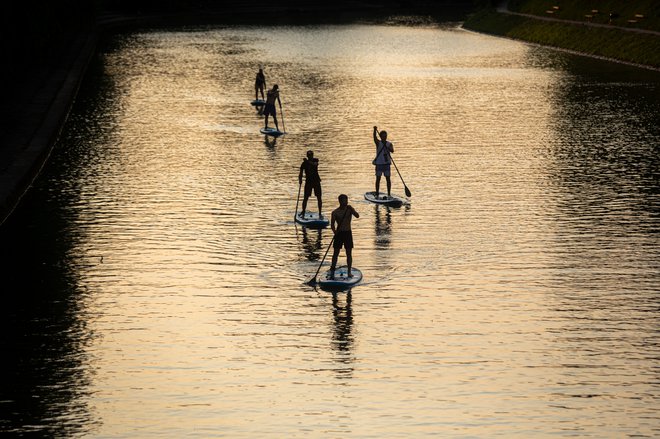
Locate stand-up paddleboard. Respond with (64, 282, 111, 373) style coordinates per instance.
(295, 212, 329, 228)
(260, 127, 285, 137)
(364, 191, 408, 207)
(251, 99, 266, 106)
(318, 266, 362, 290)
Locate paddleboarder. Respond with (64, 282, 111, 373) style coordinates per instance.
(254, 68, 266, 101)
(329, 194, 359, 279)
(264, 84, 281, 131)
(298, 150, 323, 219)
(373, 126, 394, 199)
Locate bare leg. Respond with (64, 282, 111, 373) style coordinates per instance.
(346, 248, 353, 277)
(264, 114, 269, 129)
(317, 196, 322, 217)
(375, 174, 381, 198)
(330, 247, 340, 279)
(273, 115, 279, 131)
(301, 194, 309, 217)
(386, 176, 392, 197)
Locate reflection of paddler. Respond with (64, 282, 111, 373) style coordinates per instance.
(374, 205, 392, 247)
(331, 291, 354, 363)
(298, 150, 322, 219)
(300, 226, 323, 262)
(264, 84, 281, 131)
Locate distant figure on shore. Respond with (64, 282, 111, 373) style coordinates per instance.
(299, 150, 322, 219)
(373, 126, 394, 199)
(255, 68, 266, 101)
(264, 84, 281, 131)
(330, 194, 359, 279)
(608, 12, 619, 24)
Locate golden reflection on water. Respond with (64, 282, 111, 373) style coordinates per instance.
(2, 23, 659, 437)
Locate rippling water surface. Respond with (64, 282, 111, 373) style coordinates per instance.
(1, 22, 659, 437)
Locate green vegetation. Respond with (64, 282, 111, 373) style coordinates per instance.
(463, 4, 660, 69)
(509, 0, 660, 31)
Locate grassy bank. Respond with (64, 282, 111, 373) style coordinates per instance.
(463, 7, 660, 69)
(508, 0, 660, 31)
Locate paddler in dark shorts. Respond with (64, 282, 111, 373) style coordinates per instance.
(330, 194, 359, 279)
(298, 150, 323, 219)
(254, 68, 266, 101)
(373, 126, 394, 199)
(264, 84, 281, 131)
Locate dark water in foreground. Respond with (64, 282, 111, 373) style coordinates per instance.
(1, 23, 659, 437)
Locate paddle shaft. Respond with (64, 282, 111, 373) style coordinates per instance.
(279, 101, 286, 133)
(294, 180, 302, 221)
(376, 129, 411, 197)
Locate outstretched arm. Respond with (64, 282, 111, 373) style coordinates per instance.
(373, 126, 380, 145)
(299, 161, 305, 184)
(350, 206, 359, 218)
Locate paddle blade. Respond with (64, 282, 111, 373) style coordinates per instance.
(404, 186, 412, 197)
(305, 276, 318, 286)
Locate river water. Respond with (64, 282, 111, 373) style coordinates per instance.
(1, 21, 659, 438)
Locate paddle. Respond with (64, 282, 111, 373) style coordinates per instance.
(376, 129, 412, 197)
(294, 180, 302, 221)
(305, 208, 349, 286)
(279, 100, 287, 133)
